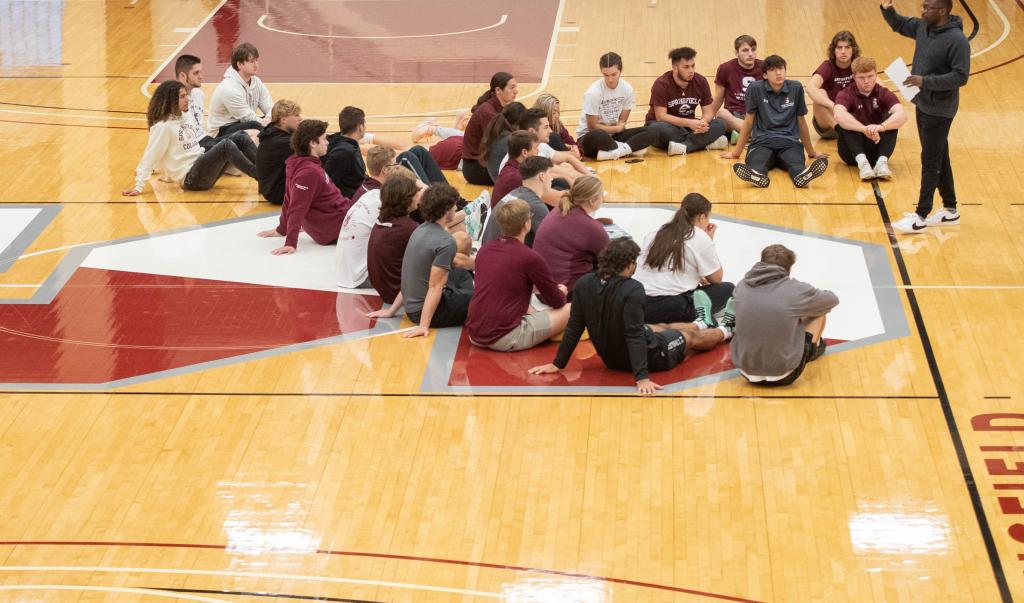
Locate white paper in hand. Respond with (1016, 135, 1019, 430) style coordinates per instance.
(885, 57, 919, 101)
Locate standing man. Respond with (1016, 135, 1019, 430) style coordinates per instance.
(644, 47, 728, 156)
(722, 55, 829, 188)
(882, 0, 970, 234)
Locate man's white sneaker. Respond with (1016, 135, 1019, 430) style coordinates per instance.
(924, 208, 960, 226)
(706, 135, 728, 151)
(873, 158, 893, 180)
(667, 141, 687, 156)
(858, 161, 875, 180)
(596, 148, 621, 161)
(891, 212, 927, 234)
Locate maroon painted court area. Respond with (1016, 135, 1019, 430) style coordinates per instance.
(156, 0, 560, 84)
(0, 268, 380, 384)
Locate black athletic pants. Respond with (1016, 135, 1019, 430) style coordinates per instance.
(398, 146, 448, 185)
(914, 108, 957, 218)
(836, 126, 898, 166)
(642, 282, 734, 324)
(462, 158, 493, 185)
(578, 127, 657, 158)
(745, 139, 806, 180)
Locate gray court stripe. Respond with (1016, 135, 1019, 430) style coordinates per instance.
(0, 204, 61, 273)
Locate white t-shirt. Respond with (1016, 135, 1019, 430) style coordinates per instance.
(496, 142, 555, 174)
(184, 87, 207, 140)
(577, 78, 636, 137)
(633, 227, 721, 296)
(336, 190, 382, 288)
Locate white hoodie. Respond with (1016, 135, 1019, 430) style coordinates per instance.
(207, 66, 273, 133)
(133, 115, 203, 192)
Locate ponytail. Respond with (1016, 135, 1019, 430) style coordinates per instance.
(558, 175, 603, 215)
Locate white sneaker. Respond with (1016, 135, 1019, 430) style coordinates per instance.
(628, 146, 647, 157)
(873, 158, 893, 180)
(667, 141, 687, 156)
(858, 160, 875, 180)
(924, 208, 960, 226)
(891, 212, 927, 234)
(596, 148, 622, 161)
(706, 135, 728, 151)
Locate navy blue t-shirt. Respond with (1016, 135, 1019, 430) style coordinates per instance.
(744, 79, 807, 146)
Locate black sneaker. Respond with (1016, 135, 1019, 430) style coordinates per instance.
(733, 163, 770, 188)
(794, 156, 829, 188)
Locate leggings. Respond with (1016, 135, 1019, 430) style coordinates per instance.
(183, 131, 257, 191)
(578, 126, 657, 158)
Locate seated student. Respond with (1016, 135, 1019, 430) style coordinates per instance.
(411, 110, 469, 144)
(366, 172, 423, 304)
(122, 80, 257, 196)
(463, 72, 519, 185)
(480, 156, 553, 246)
(529, 238, 734, 395)
(807, 31, 860, 140)
(466, 200, 570, 351)
(731, 244, 839, 386)
(576, 52, 657, 160)
(367, 184, 475, 336)
(480, 102, 527, 182)
(644, 47, 728, 156)
(173, 54, 216, 151)
(634, 193, 733, 324)
(723, 54, 830, 188)
(256, 119, 354, 254)
(534, 93, 581, 157)
(497, 107, 589, 189)
(532, 176, 610, 293)
(833, 56, 907, 180)
(256, 99, 301, 205)
(337, 162, 417, 289)
(207, 42, 273, 137)
(417, 110, 471, 170)
(709, 35, 763, 143)
(491, 131, 539, 208)
(353, 145, 398, 202)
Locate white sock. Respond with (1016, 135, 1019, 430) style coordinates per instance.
(718, 325, 733, 341)
(693, 320, 709, 330)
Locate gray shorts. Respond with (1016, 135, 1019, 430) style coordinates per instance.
(475, 311, 553, 352)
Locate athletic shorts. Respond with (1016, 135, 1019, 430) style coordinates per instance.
(746, 333, 827, 387)
(473, 311, 553, 352)
(646, 328, 687, 373)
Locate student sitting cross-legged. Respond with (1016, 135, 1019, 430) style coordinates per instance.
(367, 184, 475, 337)
(123, 80, 257, 196)
(465, 199, 570, 352)
(479, 155, 553, 246)
(532, 176, 610, 294)
(528, 238, 734, 396)
(256, 119, 354, 254)
(366, 172, 423, 305)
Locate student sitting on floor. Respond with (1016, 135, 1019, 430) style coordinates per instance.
(123, 80, 257, 196)
(496, 107, 589, 192)
(367, 184, 475, 336)
(323, 106, 450, 199)
(807, 30, 860, 140)
(708, 35, 763, 144)
(256, 119, 354, 254)
(466, 199, 570, 352)
(644, 46, 729, 156)
(730, 244, 839, 386)
(532, 176, 610, 294)
(533, 93, 581, 157)
(256, 99, 302, 205)
(491, 131, 539, 210)
(832, 56, 907, 180)
(480, 102, 526, 183)
(633, 193, 733, 325)
(462, 72, 518, 185)
(413, 110, 471, 170)
(337, 161, 417, 289)
(207, 42, 272, 138)
(479, 155, 553, 246)
(529, 238, 733, 396)
(366, 172, 423, 305)
(576, 52, 657, 160)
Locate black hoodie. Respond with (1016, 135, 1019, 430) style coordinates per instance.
(322, 133, 366, 198)
(881, 6, 970, 118)
(255, 124, 292, 205)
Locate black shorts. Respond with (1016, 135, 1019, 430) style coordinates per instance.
(646, 328, 687, 373)
(751, 333, 827, 387)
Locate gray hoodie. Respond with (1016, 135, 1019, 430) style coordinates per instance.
(208, 66, 273, 133)
(881, 6, 970, 118)
(730, 262, 839, 376)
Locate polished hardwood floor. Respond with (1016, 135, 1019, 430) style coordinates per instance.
(1, 0, 1024, 601)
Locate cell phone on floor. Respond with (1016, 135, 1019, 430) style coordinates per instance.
(625, 158, 643, 164)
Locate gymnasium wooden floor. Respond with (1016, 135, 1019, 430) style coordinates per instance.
(2, 0, 1024, 601)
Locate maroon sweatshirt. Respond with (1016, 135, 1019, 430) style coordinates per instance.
(466, 236, 566, 345)
(462, 95, 503, 161)
(275, 155, 354, 249)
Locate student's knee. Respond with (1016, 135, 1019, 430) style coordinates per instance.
(452, 230, 472, 255)
(805, 314, 827, 342)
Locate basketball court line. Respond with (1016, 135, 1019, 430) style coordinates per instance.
(0, 586, 231, 602)
(255, 12, 509, 39)
(139, 0, 227, 98)
(870, 180, 1014, 603)
(0, 391, 940, 399)
(0, 205, 60, 274)
(148, 588, 381, 603)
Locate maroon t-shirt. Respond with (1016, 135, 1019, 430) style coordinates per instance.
(714, 58, 763, 115)
(428, 136, 464, 170)
(490, 158, 522, 209)
(465, 236, 566, 345)
(463, 95, 502, 161)
(532, 206, 610, 292)
(644, 71, 713, 123)
(367, 215, 418, 304)
(835, 83, 900, 126)
(352, 177, 381, 203)
(814, 60, 854, 101)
